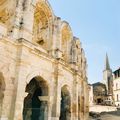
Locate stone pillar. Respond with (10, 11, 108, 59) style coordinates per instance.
(83, 80, 86, 120)
(51, 85, 61, 120)
(10, 56, 28, 120)
(11, 0, 35, 41)
(51, 62, 61, 120)
(38, 96, 52, 120)
(54, 17, 63, 59)
(80, 80, 84, 120)
(50, 18, 57, 57)
(82, 79, 89, 120)
(48, 18, 53, 53)
(19, 0, 35, 41)
(72, 74, 79, 120)
(78, 78, 82, 120)
(84, 80, 89, 120)
(0, 91, 8, 120)
(48, 98, 53, 120)
(10, 0, 24, 39)
(0, 76, 14, 120)
(12, 83, 26, 120)
(1, 88, 14, 120)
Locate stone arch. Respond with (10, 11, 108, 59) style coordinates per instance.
(60, 85, 71, 120)
(23, 76, 49, 120)
(0, 72, 5, 117)
(26, 70, 51, 86)
(60, 21, 73, 62)
(33, 0, 54, 50)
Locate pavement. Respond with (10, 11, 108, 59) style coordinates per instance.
(89, 114, 120, 120)
(89, 105, 117, 113)
(101, 114, 120, 120)
(89, 105, 120, 120)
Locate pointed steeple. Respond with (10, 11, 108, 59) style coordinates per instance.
(105, 53, 110, 70)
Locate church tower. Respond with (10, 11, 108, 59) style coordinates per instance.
(103, 54, 113, 95)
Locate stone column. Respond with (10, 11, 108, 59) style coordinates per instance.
(49, 18, 57, 57)
(48, 18, 53, 53)
(10, 0, 24, 39)
(47, 96, 54, 120)
(78, 78, 82, 120)
(72, 74, 79, 120)
(83, 80, 87, 120)
(51, 84, 61, 120)
(53, 17, 63, 59)
(1, 88, 14, 120)
(80, 80, 84, 120)
(10, 54, 28, 120)
(0, 74, 14, 120)
(51, 61, 61, 120)
(19, 0, 35, 41)
(0, 91, 8, 120)
(82, 79, 89, 120)
(12, 77, 26, 120)
(84, 80, 89, 120)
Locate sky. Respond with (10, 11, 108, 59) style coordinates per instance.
(49, 0, 120, 84)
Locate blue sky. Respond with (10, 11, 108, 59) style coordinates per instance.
(49, 0, 120, 83)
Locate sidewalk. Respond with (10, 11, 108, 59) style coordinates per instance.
(89, 105, 120, 120)
(90, 105, 117, 113)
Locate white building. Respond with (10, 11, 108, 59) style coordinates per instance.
(113, 68, 120, 107)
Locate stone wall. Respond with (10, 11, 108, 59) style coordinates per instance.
(0, 0, 89, 120)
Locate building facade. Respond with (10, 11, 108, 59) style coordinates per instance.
(113, 68, 120, 107)
(0, 0, 89, 120)
(90, 54, 114, 106)
(92, 82, 107, 105)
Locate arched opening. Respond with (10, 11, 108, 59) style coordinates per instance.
(61, 23, 72, 62)
(33, 1, 53, 50)
(0, 72, 5, 117)
(23, 77, 49, 120)
(60, 85, 71, 120)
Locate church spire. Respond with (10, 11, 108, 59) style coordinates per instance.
(105, 53, 110, 70)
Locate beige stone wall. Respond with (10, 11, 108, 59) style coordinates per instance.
(0, 0, 89, 120)
(89, 85, 94, 106)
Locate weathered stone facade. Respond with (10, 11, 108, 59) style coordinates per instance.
(0, 0, 88, 120)
(92, 82, 107, 105)
(88, 84, 93, 106)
